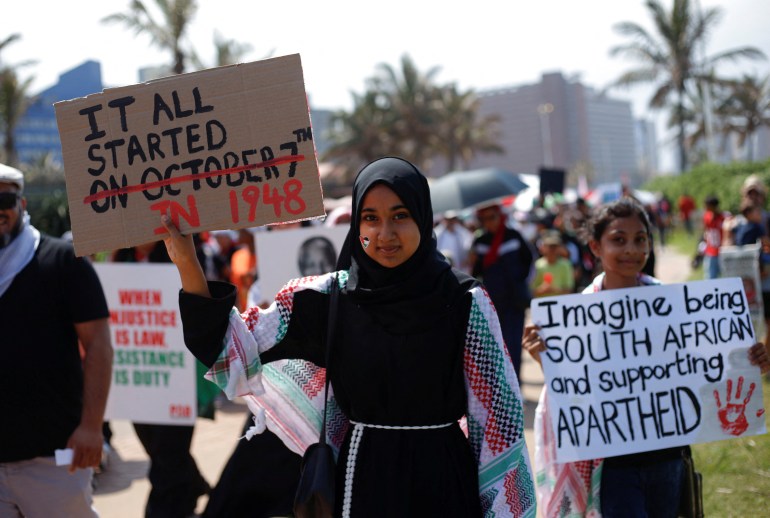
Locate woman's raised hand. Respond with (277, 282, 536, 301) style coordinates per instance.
(161, 216, 211, 298)
(162, 216, 196, 265)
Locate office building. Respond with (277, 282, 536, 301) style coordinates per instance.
(469, 72, 652, 186)
(15, 61, 104, 165)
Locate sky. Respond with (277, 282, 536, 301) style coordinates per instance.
(3, 0, 770, 170)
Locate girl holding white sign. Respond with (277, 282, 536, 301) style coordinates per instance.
(162, 157, 536, 517)
(523, 197, 770, 517)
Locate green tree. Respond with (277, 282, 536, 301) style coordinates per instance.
(324, 90, 396, 174)
(0, 71, 34, 166)
(0, 34, 21, 62)
(103, 0, 199, 75)
(609, 0, 764, 172)
(720, 73, 770, 161)
(0, 33, 35, 167)
(372, 55, 443, 170)
(325, 54, 501, 175)
(24, 154, 70, 236)
(212, 31, 254, 67)
(436, 84, 502, 171)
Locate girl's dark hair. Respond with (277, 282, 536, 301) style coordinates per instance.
(580, 197, 653, 243)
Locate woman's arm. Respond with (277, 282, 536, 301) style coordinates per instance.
(161, 216, 210, 298)
(463, 287, 536, 517)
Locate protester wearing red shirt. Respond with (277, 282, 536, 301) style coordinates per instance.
(703, 196, 724, 279)
(677, 193, 696, 235)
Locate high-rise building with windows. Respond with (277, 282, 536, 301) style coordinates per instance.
(468, 72, 654, 186)
(15, 60, 104, 165)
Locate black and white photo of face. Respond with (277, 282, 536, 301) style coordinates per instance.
(297, 236, 337, 276)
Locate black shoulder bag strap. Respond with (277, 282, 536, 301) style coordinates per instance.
(293, 272, 340, 518)
(319, 273, 339, 445)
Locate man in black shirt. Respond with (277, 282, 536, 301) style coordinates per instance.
(0, 164, 112, 516)
(470, 204, 534, 378)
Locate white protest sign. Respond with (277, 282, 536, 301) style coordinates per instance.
(255, 225, 348, 301)
(720, 244, 765, 339)
(531, 278, 767, 463)
(95, 263, 197, 425)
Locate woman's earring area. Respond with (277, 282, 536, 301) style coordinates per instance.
(359, 236, 370, 249)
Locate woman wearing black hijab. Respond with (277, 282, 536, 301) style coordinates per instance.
(164, 157, 535, 517)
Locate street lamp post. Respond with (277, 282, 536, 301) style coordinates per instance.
(537, 103, 554, 167)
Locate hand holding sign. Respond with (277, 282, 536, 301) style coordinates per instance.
(748, 341, 770, 374)
(522, 323, 546, 366)
(161, 216, 209, 298)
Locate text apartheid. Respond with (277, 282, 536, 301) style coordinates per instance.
(531, 278, 765, 463)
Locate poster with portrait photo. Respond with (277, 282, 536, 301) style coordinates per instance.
(255, 225, 349, 301)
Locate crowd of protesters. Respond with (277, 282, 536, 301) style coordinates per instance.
(5, 149, 770, 518)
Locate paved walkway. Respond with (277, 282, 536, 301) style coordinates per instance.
(93, 244, 693, 517)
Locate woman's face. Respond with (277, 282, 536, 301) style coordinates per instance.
(589, 215, 650, 283)
(358, 184, 421, 268)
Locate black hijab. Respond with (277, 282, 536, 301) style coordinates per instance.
(336, 157, 476, 334)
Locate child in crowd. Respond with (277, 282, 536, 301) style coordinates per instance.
(702, 195, 725, 279)
(522, 198, 770, 517)
(531, 230, 574, 297)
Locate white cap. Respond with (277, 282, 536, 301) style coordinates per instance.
(0, 163, 24, 191)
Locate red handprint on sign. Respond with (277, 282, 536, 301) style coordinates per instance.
(713, 377, 756, 436)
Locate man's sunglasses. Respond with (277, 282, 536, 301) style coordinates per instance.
(0, 192, 20, 210)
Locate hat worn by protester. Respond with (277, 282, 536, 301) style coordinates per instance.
(741, 174, 767, 197)
(541, 230, 563, 246)
(0, 163, 24, 191)
(175, 156, 536, 517)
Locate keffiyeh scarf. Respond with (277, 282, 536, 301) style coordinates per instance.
(0, 213, 40, 297)
(205, 271, 536, 517)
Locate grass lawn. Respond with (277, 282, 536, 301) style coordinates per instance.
(665, 227, 770, 514)
(664, 226, 703, 281)
(692, 376, 770, 516)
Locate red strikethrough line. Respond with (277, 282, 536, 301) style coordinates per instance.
(82, 154, 306, 204)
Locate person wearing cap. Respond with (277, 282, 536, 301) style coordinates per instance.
(434, 211, 474, 274)
(702, 195, 725, 279)
(0, 163, 113, 516)
(531, 229, 575, 298)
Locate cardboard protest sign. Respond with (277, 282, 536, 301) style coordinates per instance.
(95, 263, 197, 425)
(55, 54, 323, 257)
(720, 244, 765, 339)
(255, 225, 348, 301)
(531, 278, 767, 463)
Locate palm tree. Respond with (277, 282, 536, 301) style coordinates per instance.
(103, 0, 199, 75)
(436, 84, 502, 171)
(323, 90, 396, 170)
(372, 55, 444, 170)
(0, 33, 35, 167)
(0, 69, 34, 166)
(0, 34, 21, 63)
(212, 31, 254, 67)
(720, 74, 770, 161)
(609, 0, 765, 172)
